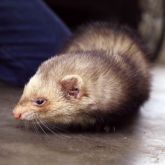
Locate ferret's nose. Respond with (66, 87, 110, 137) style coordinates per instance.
(12, 111, 22, 120)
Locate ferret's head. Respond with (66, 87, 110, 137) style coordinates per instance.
(12, 67, 97, 126)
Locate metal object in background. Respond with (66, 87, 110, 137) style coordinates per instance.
(139, 0, 165, 60)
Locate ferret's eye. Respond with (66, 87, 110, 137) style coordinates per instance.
(32, 98, 47, 106)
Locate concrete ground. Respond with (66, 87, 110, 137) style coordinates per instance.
(0, 65, 165, 165)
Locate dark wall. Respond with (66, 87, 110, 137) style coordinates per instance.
(44, 0, 141, 30)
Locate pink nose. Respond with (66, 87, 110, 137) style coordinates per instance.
(13, 111, 22, 120)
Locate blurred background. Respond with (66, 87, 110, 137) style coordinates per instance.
(0, 1, 165, 165)
(1, 0, 164, 86)
(45, 0, 165, 62)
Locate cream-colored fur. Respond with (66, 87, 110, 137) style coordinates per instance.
(13, 23, 150, 126)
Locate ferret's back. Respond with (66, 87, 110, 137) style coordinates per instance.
(63, 23, 149, 77)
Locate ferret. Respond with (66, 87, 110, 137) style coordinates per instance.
(13, 23, 150, 128)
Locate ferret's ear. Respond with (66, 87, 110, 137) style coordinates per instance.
(60, 75, 84, 99)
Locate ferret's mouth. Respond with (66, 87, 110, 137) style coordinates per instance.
(21, 111, 37, 120)
(13, 111, 38, 121)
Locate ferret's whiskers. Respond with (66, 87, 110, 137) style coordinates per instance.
(41, 120, 101, 143)
(44, 120, 67, 133)
(24, 120, 29, 131)
(35, 118, 48, 136)
(32, 120, 39, 134)
(38, 118, 55, 134)
(22, 113, 35, 131)
(21, 113, 110, 145)
(22, 115, 110, 145)
(38, 118, 71, 139)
